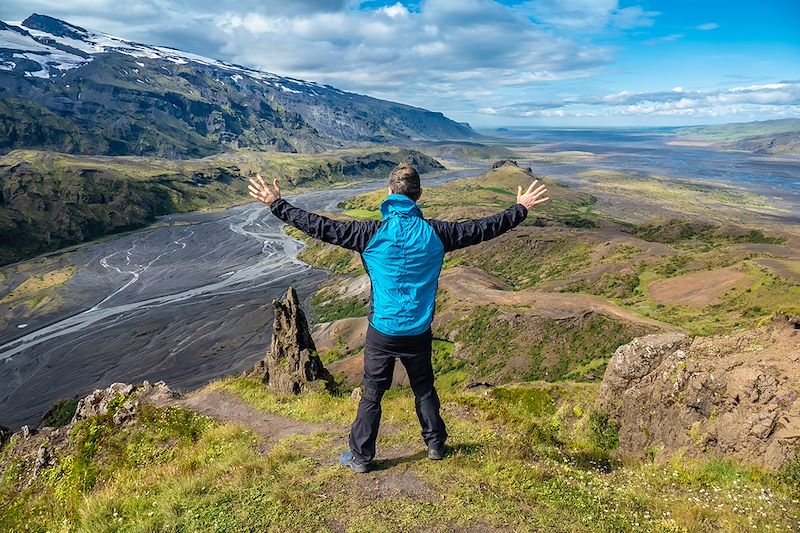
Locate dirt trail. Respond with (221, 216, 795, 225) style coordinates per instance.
(150, 387, 335, 454)
(440, 266, 684, 333)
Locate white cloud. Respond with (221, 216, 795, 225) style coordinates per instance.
(208, 0, 616, 107)
(479, 81, 800, 118)
(696, 22, 719, 31)
(643, 33, 683, 46)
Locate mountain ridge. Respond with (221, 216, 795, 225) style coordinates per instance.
(0, 14, 479, 157)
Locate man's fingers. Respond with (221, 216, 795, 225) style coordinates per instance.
(526, 179, 539, 194)
(273, 177, 279, 190)
(531, 197, 550, 205)
(517, 185, 522, 197)
(248, 178, 265, 193)
(256, 174, 267, 189)
(530, 184, 547, 196)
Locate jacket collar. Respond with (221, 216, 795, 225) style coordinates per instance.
(380, 193, 423, 219)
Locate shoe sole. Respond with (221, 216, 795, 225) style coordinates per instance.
(343, 462, 369, 473)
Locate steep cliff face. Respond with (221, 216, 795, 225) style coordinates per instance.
(596, 315, 800, 468)
(0, 14, 479, 157)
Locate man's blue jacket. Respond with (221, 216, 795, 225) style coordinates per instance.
(270, 194, 528, 336)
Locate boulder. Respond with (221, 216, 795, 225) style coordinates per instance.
(245, 287, 337, 395)
(597, 316, 800, 468)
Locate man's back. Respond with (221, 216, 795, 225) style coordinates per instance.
(361, 194, 445, 336)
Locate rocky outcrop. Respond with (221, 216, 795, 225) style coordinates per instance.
(491, 159, 533, 175)
(0, 380, 178, 488)
(596, 316, 800, 468)
(245, 287, 337, 395)
(72, 380, 177, 425)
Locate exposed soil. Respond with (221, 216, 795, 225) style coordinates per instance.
(312, 316, 368, 357)
(754, 257, 800, 283)
(647, 266, 750, 307)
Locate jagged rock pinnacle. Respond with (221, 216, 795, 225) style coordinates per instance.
(245, 287, 337, 395)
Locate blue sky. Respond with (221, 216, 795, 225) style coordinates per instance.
(2, 0, 798, 127)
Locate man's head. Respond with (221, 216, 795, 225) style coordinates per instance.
(388, 163, 422, 201)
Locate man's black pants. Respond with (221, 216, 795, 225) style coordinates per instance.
(348, 324, 448, 464)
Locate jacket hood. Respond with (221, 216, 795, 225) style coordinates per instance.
(380, 193, 423, 219)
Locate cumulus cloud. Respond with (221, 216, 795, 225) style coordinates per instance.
(480, 82, 800, 118)
(4, 1, 790, 125)
(0, 0, 648, 113)
(196, 0, 628, 118)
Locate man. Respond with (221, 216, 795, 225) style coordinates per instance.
(248, 164, 549, 473)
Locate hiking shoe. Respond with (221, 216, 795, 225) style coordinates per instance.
(339, 450, 369, 473)
(428, 443, 445, 461)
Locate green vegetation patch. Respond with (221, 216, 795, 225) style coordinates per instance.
(285, 226, 365, 276)
(633, 219, 784, 247)
(311, 291, 368, 323)
(454, 238, 594, 290)
(445, 305, 648, 382)
(340, 164, 597, 226)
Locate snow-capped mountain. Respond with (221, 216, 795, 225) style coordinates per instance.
(0, 14, 477, 156)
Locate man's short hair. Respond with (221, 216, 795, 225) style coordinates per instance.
(388, 163, 421, 201)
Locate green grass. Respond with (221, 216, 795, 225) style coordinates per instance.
(311, 292, 368, 322)
(285, 227, 365, 276)
(4, 376, 797, 532)
(443, 305, 648, 383)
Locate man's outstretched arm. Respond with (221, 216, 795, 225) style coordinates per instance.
(248, 174, 379, 252)
(427, 179, 549, 252)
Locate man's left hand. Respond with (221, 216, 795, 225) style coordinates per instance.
(248, 174, 281, 206)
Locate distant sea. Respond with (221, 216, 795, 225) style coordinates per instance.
(478, 127, 800, 212)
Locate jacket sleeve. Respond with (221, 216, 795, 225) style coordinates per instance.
(269, 198, 380, 252)
(426, 203, 528, 252)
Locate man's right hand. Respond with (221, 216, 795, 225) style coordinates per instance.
(516, 179, 549, 210)
(248, 173, 281, 206)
